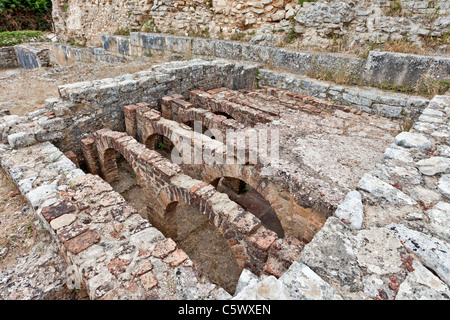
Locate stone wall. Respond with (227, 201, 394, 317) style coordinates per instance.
(0, 59, 257, 161)
(49, 43, 128, 67)
(0, 47, 18, 69)
(102, 32, 447, 120)
(51, 0, 449, 54)
(14, 44, 51, 69)
(0, 141, 231, 299)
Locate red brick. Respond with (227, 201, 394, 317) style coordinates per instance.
(139, 271, 158, 290)
(123, 104, 138, 116)
(131, 261, 153, 277)
(152, 238, 177, 258)
(247, 228, 277, 251)
(107, 257, 131, 278)
(64, 229, 100, 255)
(41, 199, 76, 222)
(190, 181, 209, 193)
(163, 249, 188, 267)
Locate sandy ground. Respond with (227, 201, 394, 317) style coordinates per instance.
(0, 58, 164, 116)
(0, 167, 41, 272)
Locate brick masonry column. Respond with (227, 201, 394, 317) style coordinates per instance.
(161, 96, 174, 120)
(123, 104, 138, 138)
(81, 137, 100, 175)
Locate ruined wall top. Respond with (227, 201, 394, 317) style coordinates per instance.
(51, 0, 449, 55)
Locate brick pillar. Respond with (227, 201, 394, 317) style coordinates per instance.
(123, 104, 138, 138)
(172, 98, 193, 111)
(161, 96, 173, 120)
(81, 137, 100, 175)
(97, 147, 119, 184)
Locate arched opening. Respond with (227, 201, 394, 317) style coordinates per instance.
(107, 151, 147, 219)
(164, 200, 242, 294)
(145, 133, 180, 160)
(183, 120, 216, 140)
(213, 111, 235, 120)
(211, 177, 284, 238)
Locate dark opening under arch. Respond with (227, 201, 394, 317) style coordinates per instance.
(164, 200, 241, 294)
(211, 177, 284, 238)
(213, 111, 235, 120)
(145, 133, 180, 160)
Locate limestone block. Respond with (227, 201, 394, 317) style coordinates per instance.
(383, 145, 414, 163)
(394, 132, 432, 150)
(279, 261, 343, 300)
(396, 261, 450, 300)
(271, 48, 313, 74)
(334, 190, 364, 229)
(215, 40, 243, 60)
(192, 38, 215, 56)
(425, 201, 450, 241)
(363, 51, 434, 89)
(241, 43, 273, 64)
(388, 224, 450, 284)
(357, 173, 416, 205)
(27, 183, 58, 209)
(416, 157, 450, 176)
(14, 44, 50, 69)
(7, 132, 36, 148)
(438, 174, 450, 199)
(140, 33, 165, 52)
(232, 275, 291, 300)
(165, 35, 192, 54)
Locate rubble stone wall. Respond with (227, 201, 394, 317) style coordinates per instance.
(102, 33, 442, 119)
(0, 47, 18, 69)
(0, 141, 232, 299)
(51, 0, 450, 54)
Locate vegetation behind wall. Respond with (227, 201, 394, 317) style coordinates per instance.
(0, 0, 53, 31)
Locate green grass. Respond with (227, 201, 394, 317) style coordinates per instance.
(0, 30, 49, 46)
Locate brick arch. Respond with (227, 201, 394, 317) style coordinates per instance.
(198, 166, 285, 227)
(133, 111, 326, 242)
(153, 180, 261, 270)
(91, 128, 286, 275)
(191, 164, 326, 242)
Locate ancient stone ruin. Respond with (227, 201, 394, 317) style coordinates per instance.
(0, 0, 449, 301)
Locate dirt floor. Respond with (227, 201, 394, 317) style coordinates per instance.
(0, 58, 163, 116)
(0, 167, 43, 272)
(111, 159, 242, 294)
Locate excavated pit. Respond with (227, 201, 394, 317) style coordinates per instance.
(75, 85, 401, 294)
(1, 57, 431, 300)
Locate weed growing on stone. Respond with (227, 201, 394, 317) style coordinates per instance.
(113, 28, 130, 36)
(0, 30, 49, 47)
(298, 0, 315, 6)
(386, 0, 403, 16)
(398, 116, 413, 133)
(415, 74, 450, 97)
(399, 240, 415, 272)
(388, 274, 400, 299)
